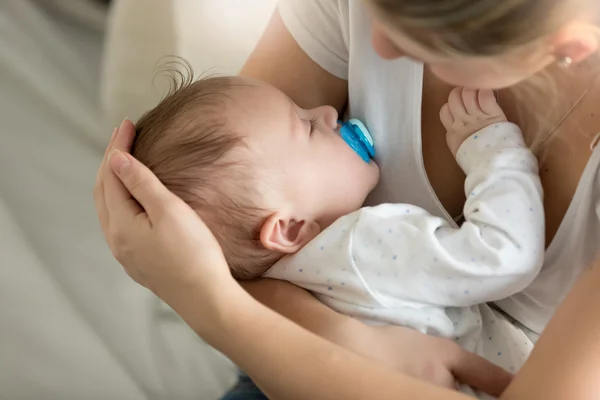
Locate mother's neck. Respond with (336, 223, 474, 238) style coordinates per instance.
(499, 57, 600, 145)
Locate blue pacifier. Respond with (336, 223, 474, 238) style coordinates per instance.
(339, 119, 376, 163)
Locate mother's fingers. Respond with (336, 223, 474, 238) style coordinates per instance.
(102, 127, 119, 170)
(105, 151, 144, 222)
(448, 344, 513, 397)
(99, 119, 135, 177)
(102, 120, 143, 230)
(112, 119, 136, 153)
(97, 119, 128, 183)
(103, 120, 137, 212)
(94, 125, 119, 198)
(109, 150, 178, 219)
(95, 119, 136, 237)
(94, 126, 120, 234)
(95, 181, 110, 236)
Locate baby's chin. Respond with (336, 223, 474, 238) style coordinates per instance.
(354, 162, 380, 209)
(367, 159, 381, 190)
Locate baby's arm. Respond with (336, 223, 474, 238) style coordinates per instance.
(430, 88, 544, 305)
(352, 89, 544, 308)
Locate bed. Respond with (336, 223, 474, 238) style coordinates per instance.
(0, 0, 275, 398)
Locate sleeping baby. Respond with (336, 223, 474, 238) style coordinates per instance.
(133, 73, 544, 398)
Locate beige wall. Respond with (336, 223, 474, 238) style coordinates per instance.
(101, 0, 278, 129)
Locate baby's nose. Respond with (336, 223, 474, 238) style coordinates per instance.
(320, 105, 339, 129)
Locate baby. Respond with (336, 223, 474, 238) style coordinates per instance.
(133, 74, 544, 398)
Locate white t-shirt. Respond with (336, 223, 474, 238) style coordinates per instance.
(278, 0, 600, 336)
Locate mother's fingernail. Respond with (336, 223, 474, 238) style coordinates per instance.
(109, 150, 130, 175)
(111, 127, 118, 140)
(119, 117, 129, 130)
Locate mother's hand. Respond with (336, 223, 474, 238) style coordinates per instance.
(93, 120, 234, 299)
(245, 279, 512, 396)
(360, 324, 512, 396)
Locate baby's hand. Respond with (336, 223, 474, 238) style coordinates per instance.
(440, 88, 507, 156)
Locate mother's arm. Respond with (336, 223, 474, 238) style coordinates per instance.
(178, 280, 474, 400)
(240, 10, 347, 112)
(242, 257, 600, 399)
(501, 257, 600, 399)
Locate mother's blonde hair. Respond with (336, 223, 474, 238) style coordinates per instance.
(368, 0, 600, 151)
(367, 0, 597, 56)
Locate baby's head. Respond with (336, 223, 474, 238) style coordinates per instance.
(133, 74, 379, 279)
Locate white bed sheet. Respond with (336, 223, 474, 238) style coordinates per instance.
(0, 1, 235, 399)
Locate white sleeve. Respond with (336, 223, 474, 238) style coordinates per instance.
(351, 123, 545, 308)
(278, 0, 349, 79)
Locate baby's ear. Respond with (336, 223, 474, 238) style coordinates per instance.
(260, 213, 321, 254)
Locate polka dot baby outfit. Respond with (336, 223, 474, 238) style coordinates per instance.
(265, 123, 543, 399)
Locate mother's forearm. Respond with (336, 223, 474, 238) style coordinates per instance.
(178, 279, 469, 400)
(501, 257, 600, 399)
(240, 278, 365, 349)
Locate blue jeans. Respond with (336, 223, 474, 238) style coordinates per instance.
(221, 372, 268, 400)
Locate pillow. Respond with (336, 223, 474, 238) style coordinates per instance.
(101, 0, 277, 129)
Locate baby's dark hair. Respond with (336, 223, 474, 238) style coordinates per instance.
(132, 63, 282, 279)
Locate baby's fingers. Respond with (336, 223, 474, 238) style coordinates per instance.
(462, 88, 483, 116)
(478, 90, 503, 117)
(440, 103, 454, 131)
(448, 87, 469, 121)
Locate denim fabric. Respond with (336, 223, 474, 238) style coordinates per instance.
(220, 372, 268, 400)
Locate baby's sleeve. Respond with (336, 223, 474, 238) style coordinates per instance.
(350, 123, 545, 308)
(278, 0, 349, 79)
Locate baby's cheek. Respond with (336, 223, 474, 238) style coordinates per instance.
(370, 161, 381, 183)
(366, 163, 380, 194)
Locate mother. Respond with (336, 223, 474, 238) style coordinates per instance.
(95, 0, 600, 398)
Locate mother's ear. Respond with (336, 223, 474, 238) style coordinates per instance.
(259, 212, 321, 254)
(551, 22, 599, 65)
